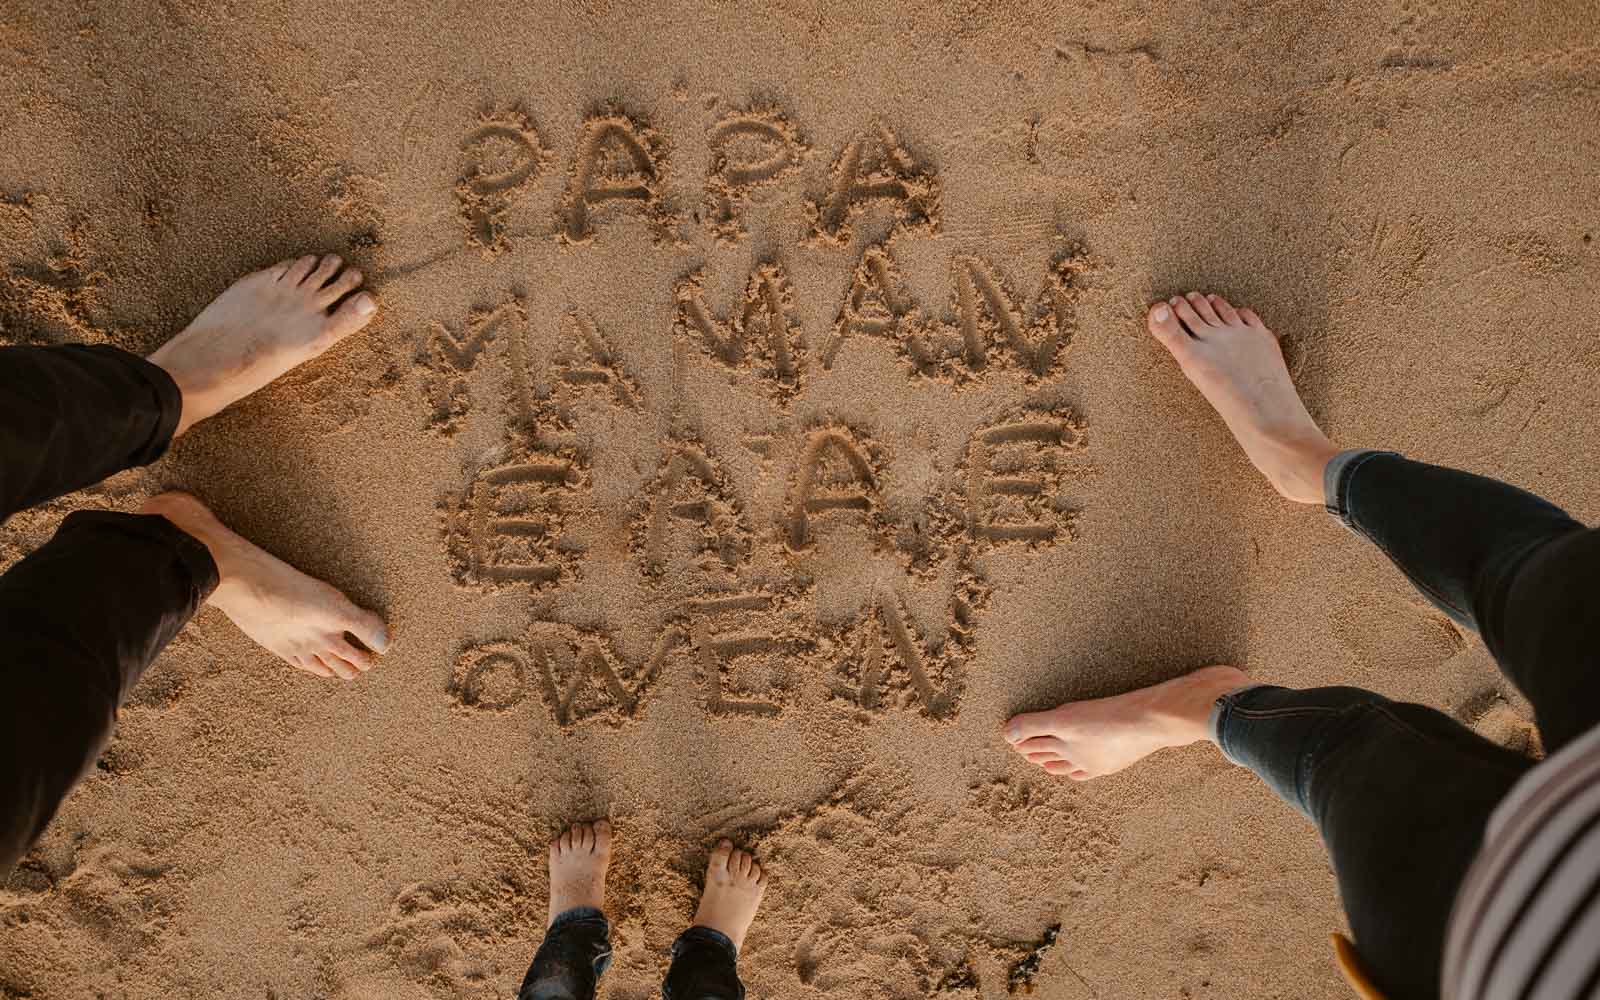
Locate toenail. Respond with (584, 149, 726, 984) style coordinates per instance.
(356, 294, 376, 316)
(1153, 304, 1170, 321)
(1006, 724, 1021, 742)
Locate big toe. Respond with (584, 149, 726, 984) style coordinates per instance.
(334, 603, 389, 655)
(1146, 301, 1191, 355)
(323, 290, 378, 342)
(1005, 708, 1060, 746)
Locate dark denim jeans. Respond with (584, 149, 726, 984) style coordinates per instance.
(1210, 451, 1600, 1000)
(517, 907, 744, 1000)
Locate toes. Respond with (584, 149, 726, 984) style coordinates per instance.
(1185, 291, 1222, 326)
(270, 258, 297, 281)
(1207, 294, 1241, 325)
(317, 265, 364, 309)
(748, 858, 764, 883)
(284, 255, 319, 285)
(711, 839, 734, 873)
(307, 254, 342, 290)
(1005, 709, 1060, 746)
(560, 828, 575, 853)
(325, 653, 363, 679)
(324, 291, 378, 341)
(1043, 760, 1077, 776)
(576, 824, 594, 852)
(1170, 295, 1210, 338)
(1070, 769, 1089, 780)
(593, 820, 613, 852)
(328, 636, 375, 673)
(1025, 751, 1067, 764)
(1016, 735, 1068, 755)
(734, 851, 753, 879)
(316, 653, 357, 681)
(1146, 301, 1193, 356)
(296, 654, 334, 679)
(1238, 307, 1272, 334)
(342, 608, 390, 656)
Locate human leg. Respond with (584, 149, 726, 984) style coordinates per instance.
(0, 344, 182, 520)
(1008, 670, 1530, 999)
(1212, 684, 1531, 999)
(517, 821, 613, 1000)
(1330, 452, 1600, 751)
(0, 508, 216, 874)
(0, 253, 375, 520)
(0, 256, 387, 875)
(662, 840, 766, 1000)
(1148, 290, 1600, 753)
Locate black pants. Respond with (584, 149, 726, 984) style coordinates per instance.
(1212, 451, 1600, 1000)
(0, 345, 218, 877)
(518, 907, 744, 1000)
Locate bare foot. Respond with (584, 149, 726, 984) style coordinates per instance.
(548, 821, 612, 927)
(1003, 665, 1251, 780)
(147, 254, 377, 436)
(689, 840, 767, 953)
(140, 491, 390, 680)
(1148, 293, 1340, 504)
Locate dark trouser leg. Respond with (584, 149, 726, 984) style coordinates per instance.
(1328, 450, 1600, 751)
(0, 345, 182, 519)
(1212, 685, 1532, 1000)
(662, 927, 743, 1000)
(0, 344, 205, 877)
(517, 908, 612, 1000)
(1, 511, 217, 875)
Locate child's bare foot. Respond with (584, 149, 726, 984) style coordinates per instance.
(689, 840, 767, 953)
(147, 254, 377, 436)
(548, 821, 612, 927)
(1148, 293, 1340, 504)
(140, 491, 390, 680)
(1004, 665, 1251, 780)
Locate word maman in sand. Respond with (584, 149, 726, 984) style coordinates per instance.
(456, 107, 940, 249)
(418, 236, 1090, 436)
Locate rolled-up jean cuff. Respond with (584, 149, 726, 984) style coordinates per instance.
(112, 347, 185, 466)
(1322, 449, 1401, 527)
(672, 925, 739, 962)
(1208, 683, 1271, 761)
(549, 906, 608, 932)
(60, 510, 221, 599)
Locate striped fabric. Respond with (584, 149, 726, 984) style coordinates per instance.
(1444, 720, 1600, 999)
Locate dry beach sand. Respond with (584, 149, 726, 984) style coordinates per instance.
(2, 1, 1599, 997)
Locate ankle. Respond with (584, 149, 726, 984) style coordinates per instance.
(1154, 666, 1250, 744)
(1264, 436, 1340, 505)
(141, 492, 237, 581)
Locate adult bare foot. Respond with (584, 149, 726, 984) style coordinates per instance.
(1148, 293, 1340, 504)
(1004, 665, 1251, 780)
(548, 821, 612, 927)
(147, 254, 377, 437)
(140, 491, 389, 680)
(689, 840, 767, 953)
